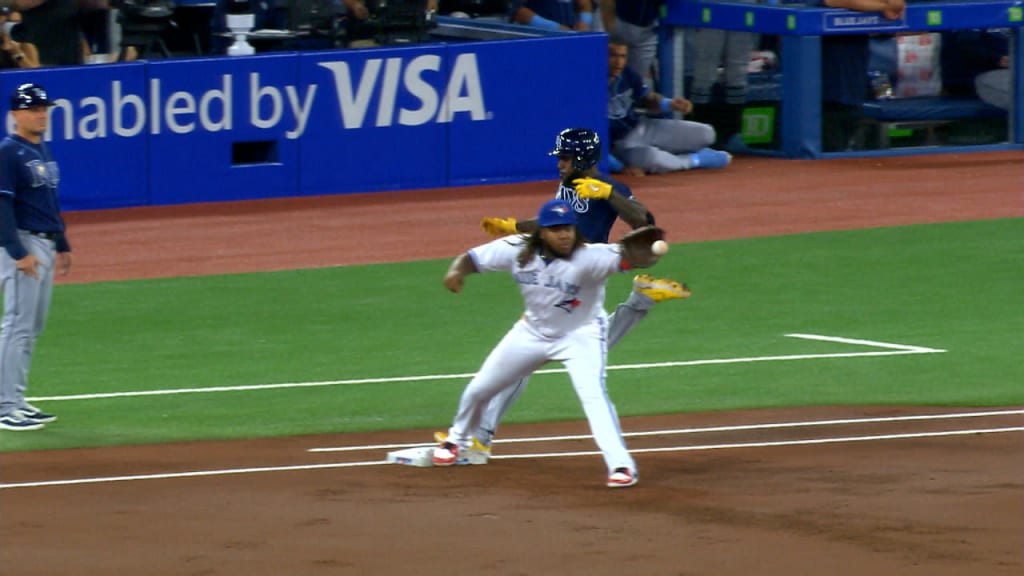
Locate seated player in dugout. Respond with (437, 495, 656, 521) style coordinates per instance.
(434, 127, 691, 463)
(607, 34, 732, 175)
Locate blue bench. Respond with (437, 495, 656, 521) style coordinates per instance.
(739, 73, 1006, 149)
(860, 96, 1006, 147)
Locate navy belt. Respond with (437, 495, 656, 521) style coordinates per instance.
(25, 230, 60, 241)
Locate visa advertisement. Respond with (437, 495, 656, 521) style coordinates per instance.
(0, 34, 606, 210)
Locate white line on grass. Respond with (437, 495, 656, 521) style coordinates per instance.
(307, 409, 1024, 452)
(28, 334, 945, 402)
(2, 425, 1019, 490)
(785, 333, 946, 353)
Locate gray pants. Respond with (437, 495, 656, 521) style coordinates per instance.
(612, 116, 716, 174)
(688, 27, 756, 105)
(618, 18, 660, 85)
(687, 0, 758, 104)
(474, 290, 654, 445)
(975, 69, 1010, 110)
(0, 233, 57, 416)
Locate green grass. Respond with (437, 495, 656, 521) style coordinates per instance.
(1, 218, 1021, 452)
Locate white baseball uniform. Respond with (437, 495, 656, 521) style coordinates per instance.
(444, 235, 636, 475)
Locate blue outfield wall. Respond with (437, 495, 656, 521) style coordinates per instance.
(0, 34, 607, 211)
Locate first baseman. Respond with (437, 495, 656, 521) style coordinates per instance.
(0, 83, 69, 431)
(436, 128, 689, 458)
(435, 198, 653, 487)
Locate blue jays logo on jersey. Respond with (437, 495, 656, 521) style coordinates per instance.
(556, 182, 589, 214)
(555, 297, 581, 313)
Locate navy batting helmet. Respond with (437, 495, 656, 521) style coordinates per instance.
(549, 128, 601, 173)
(10, 83, 55, 111)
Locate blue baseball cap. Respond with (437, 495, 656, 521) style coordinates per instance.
(10, 83, 55, 110)
(537, 199, 577, 227)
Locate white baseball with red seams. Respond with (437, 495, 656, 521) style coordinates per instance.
(651, 240, 669, 256)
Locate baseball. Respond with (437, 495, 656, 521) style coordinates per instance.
(651, 240, 669, 256)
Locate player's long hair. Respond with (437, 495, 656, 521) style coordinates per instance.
(517, 228, 584, 268)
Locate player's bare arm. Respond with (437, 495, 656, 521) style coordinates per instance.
(571, 177, 652, 229)
(443, 253, 479, 293)
(825, 0, 906, 19)
(607, 193, 651, 229)
(516, 218, 539, 234)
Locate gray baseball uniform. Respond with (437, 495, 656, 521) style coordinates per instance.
(0, 83, 68, 430)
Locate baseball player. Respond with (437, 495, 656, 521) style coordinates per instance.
(435, 127, 688, 459)
(0, 83, 69, 431)
(608, 34, 732, 175)
(435, 198, 667, 487)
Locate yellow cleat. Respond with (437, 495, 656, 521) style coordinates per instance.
(633, 274, 691, 302)
(433, 431, 491, 464)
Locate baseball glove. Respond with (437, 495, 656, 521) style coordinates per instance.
(619, 225, 666, 269)
(572, 177, 612, 200)
(481, 217, 517, 238)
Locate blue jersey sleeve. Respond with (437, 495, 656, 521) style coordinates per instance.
(0, 142, 28, 260)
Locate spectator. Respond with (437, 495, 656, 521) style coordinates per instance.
(815, 0, 906, 152)
(0, 7, 40, 68)
(12, 0, 102, 66)
(607, 34, 730, 176)
(687, 0, 758, 149)
(598, 0, 663, 85)
(511, 0, 594, 31)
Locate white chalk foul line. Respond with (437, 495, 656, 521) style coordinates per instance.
(493, 427, 1024, 460)
(2, 425, 1019, 490)
(785, 333, 946, 353)
(28, 333, 945, 402)
(0, 460, 383, 490)
(307, 409, 1024, 453)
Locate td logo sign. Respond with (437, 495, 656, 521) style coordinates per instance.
(742, 106, 775, 145)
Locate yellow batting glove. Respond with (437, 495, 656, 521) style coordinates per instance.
(481, 217, 518, 238)
(572, 177, 612, 200)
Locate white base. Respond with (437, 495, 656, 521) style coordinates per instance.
(386, 446, 435, 467)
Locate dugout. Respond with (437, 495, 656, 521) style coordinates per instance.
(660, 0, 1024, 158)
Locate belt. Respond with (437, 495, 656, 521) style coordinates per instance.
(24, 230, 60, 241)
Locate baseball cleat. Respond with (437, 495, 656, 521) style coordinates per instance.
(633, 274, 691, 303)
(432, 442, 459, 466)
(21, 403, 56, 423)
(433, 431, 491, 464)
(0, 411, 46, 431)
(691, 148, 732, 170)
(607, 467, 638, 488)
